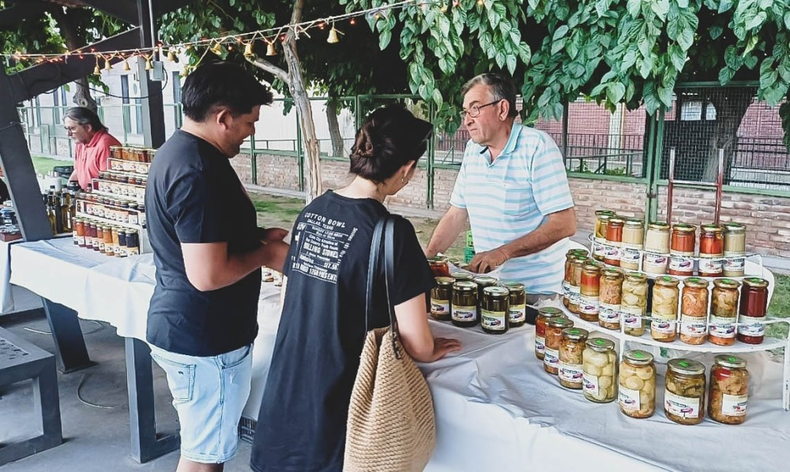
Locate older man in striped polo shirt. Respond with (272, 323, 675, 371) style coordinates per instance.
(426, 73, 576, 299)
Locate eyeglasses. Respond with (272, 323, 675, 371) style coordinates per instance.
(459, 99, 501, 119)
(64, 125, 85, 132)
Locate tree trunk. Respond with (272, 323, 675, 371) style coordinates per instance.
(48, 7, 97, 110)
(702, 88, 755, 183)
(326, 101, 345, 158)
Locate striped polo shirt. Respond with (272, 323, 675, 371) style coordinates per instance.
(449, 123, 574, 294)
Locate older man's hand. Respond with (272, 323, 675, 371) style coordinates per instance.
(468, 248, 509, 273)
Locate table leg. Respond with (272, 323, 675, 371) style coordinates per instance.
(125, 337, 179, 463)
(42, 299, 93, 373)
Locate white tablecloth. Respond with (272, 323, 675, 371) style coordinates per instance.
(9, 237, 790, 471)
(0, 239, 42, 315)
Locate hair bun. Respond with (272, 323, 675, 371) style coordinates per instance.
(352, 130, 376, 159)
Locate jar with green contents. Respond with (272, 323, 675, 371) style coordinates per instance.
(473, 276, 498, 312)
(430, 277, 454, 321)
(503, 282, 526, 327)
(664, 359, 706, 425)
(481, 286, 510, 334)
(451, 280, 478, 327)
(583, 338, 618, 403)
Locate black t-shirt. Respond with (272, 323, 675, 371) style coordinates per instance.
(251, 191, 435, 472)
(145, 130, 262, 356)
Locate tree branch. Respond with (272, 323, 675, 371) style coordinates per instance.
(247, 57, 289, 84)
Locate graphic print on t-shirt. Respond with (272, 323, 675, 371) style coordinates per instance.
(291, 211, 357, 284)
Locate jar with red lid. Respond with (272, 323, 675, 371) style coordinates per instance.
(699, 224, 724, 277)
(737, 278, 769, 344)
(579, 264, 601, 322)
(670, 224, 696, 256)
(604, 218, 625, 266)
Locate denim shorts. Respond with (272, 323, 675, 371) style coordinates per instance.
(150, 343, 253, 464)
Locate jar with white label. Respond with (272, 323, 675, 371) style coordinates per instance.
(664, 359, 706, 425)
(582, 338, 618, 403)
(481, 286, 510, 335)
(650, 276, 679, 342)
(430, 277, 454, 321)
(559, 328, 589, 389)
(737, 277, 769, 345)
(503, 282, 527, 327)
(544, 317, 574, 375)
(451, 280, 478, 328)
(535, 307, 564, 360)
(598, 269, 623, 330)
(618, 350, 656, 419)
(709, 355, 749, 425)
(621, 219, 644, 270)
(709, 278, 740, 346)
(679, 278, 709, 345)
(622, 273, 648, 336)
(643, 222, 670, 275)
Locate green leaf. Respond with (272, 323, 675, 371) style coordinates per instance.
(668, 44, 686, 71)
(678, 27, 694, 50)
(506, 54, 517, 75)
(718, 66, 735, 85)
(785, 12, 790, 30)
(591, 83, 608, 96)
(761, 70, 778, 89)
(718, 0, 734, 13)
(379, 29, 392, 50)
(744, 54, 759, 69)
(553, 25, 569, 41)
(439, 15, 451, 37)
(551, 38, 566, 55)
(651, 0, 670, 20)
(710, 25, 723, 39)
(743, 35, 759, 55)
(677, 0, 689, 8)
(758, 0, 772, 8)
(432, 88, 443, 109)
(607, 82, 626, 103)
(657, 86, 673, 107)
(518, 42, 532, 63)
(745, 12, 767, 30)
(627, 0, 642, 17)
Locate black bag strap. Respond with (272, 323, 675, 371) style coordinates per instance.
(364, 215, 403, 359)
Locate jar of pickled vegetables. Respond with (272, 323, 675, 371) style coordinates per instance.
(430, 277, 454, 321)
(535, 307, 564, 360)
(544, 317, 574, 375)
(451, 280, 478, 328)
(579, 264, 601, 322)
(559, 328, 589, 389)
(599, 269, 623, 330)
(583, 338, 618, 403)
(481, 286, 510, 335)
(503, 282, 526, 328)
(737, 277, 769, 345)
(664, 359, 706, 425)
(622, 273, 648, 336)
(650, 276, 680, 342)
(679, 277, 709, 345)
(618, 350, 656, 419)
(594, 210, 616, 241)
(709, 355, 749, 425)
(709, 279, 740, 346)
(568, 257, 586, 314)
(563, 251, 577, 307)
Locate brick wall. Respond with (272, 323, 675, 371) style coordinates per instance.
(569, 179, 648, 233)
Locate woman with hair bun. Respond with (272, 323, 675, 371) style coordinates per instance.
(251, 105, 461, 472)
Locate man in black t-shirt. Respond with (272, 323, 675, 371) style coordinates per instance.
(145, 62, 288, 472)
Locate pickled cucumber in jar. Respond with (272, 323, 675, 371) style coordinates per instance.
(664, 359, 706, 425)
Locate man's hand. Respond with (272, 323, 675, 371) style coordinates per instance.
(259, 227, 288, 242)
(468, 248, 509, 273)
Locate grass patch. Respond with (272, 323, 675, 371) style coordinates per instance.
(767, 273, 790, 339)
(32, 155, 71, 176)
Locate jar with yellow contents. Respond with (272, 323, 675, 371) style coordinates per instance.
(650, 276, 680, 342)
(679, 277, 709, 345)
(621, 273, 648, 336)
(618, 350, 656, 419)
(583, 338, 618, 403)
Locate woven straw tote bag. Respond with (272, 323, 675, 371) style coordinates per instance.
(344, 216, 436, 472)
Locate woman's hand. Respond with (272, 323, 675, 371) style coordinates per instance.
(428, 337, 462, 362)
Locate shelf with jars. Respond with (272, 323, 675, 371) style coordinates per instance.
(91, 172, 146, 204)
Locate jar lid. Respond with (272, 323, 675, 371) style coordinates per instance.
(602, 268, 623, 279)
(625, 273, 646, 283)
(538, 306, 563, 317)
(483, 286, 509, 297)
(586, 337, 615, 352)
(562, 327, 589, 340)
(608, 217, 625, 226)
(722, 222, 745, 233)
(428, 256, 448, 264)
(624, 350, 654, 365)
(713, 278, 741, 289)
(435, 276, 454, 286)
(473, 276, 498, 286)
(503, 281, 525, 292)
(700, 224, 723, 233)
(743, 277, 769, 289)
(714, 355, 747, 369)
(624, 218, 643, 228)
(451, 272, 473, 281)
(548, 317, 574, 329)
(672, 223, 696, 233)
(570, 256, 588, 265)
(683, 277, 709, 289)
(595, 209, 616, 217)
(648, 222, 670, 231)
(668, 358, 705, 376)
(655, 275, 679, 287)
(453, 280, 477, 291)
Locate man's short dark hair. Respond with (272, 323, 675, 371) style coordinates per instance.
(65, 107, 107, 132)
(181, 62, 274, 122)
(460, 73, 518, 119)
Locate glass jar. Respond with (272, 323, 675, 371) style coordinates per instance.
(737, 277, 769, 344)
(642, 253, 668, 275)
(481, 286, 510, 334)
(451, 271, 473, 282)
(430, 277, 454, 321)
(568, 257, 586, 314)
(709, 355, 749, 425)
(126, 230, 140, 256)
(668, 255, 694, 277)
(451, 280, 478, 327)
(535, 307, 564, 360)
(503, 282, 526, 327)
(473, 276, 498, 313)
(697, 224, 724, 276)
(604, 217, 625, 266)
(74, 218, 86, 247)
(618, 350, 656, 419)
(722, 222, 746, 255)
(428, 256, 450, 277)
(578, 264, 601, 322)
(544, 317, 574, 375)
(650, 276, 679, 342)
(679, 278, 709, 345)
(582, 338, 618, 403)
(594, 210, 615, 241)
(102, 225, 113, 256)
(599, 269, 623, 330)
(622, 218, 644, 249)
(622, 273, 648, 336)
(559, 328, 589, 389)
(563, 251, 576, 308)
(94, 225, 103, 251)
(670, 223, 696, 256)
(644, 222, 670, 253)
(709, 279, 740, 346)
(664, 359, 706, 425)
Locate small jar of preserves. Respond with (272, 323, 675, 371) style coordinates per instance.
(599, 269, 623, 330)
(604, 217, 625, 266)
(535, 307, 564, 360)
(568, 257, 586, 314)
(698, 224, 724, 277)
(102, 225, 114, 256)
(670, 223, 696, 256)
(722, 222, 746, 256)
(664, 359, 706, 425)
(644, 222, 670, 254)
(126, 230, 140, 256)
(94, 225, 103, 251)
(544, 317, 574, 375)
(428, 256, 450, 277)
(594, 210, 616, 242)
(578, 264, 601, 322)
(451, 280, 478, 327)
(621, 273, 648, 336)
(503, 282, 526, 327)
(709, 279, 740, 346)
(481, 286, 510, 334)
(74, 218, 86, 247)
(679, 277, 709, 345)
(650, 276, 679, 342)
(737, 277, 769, 344)
(473, 276, 498, 311)
(620, 219, 644, 270)
(559, 328, 589, 389)
(618, 350, 656, 419)
(430, 277, 454, 321)
(582, 338, 618, 403)
(709, 355, 749, 425)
